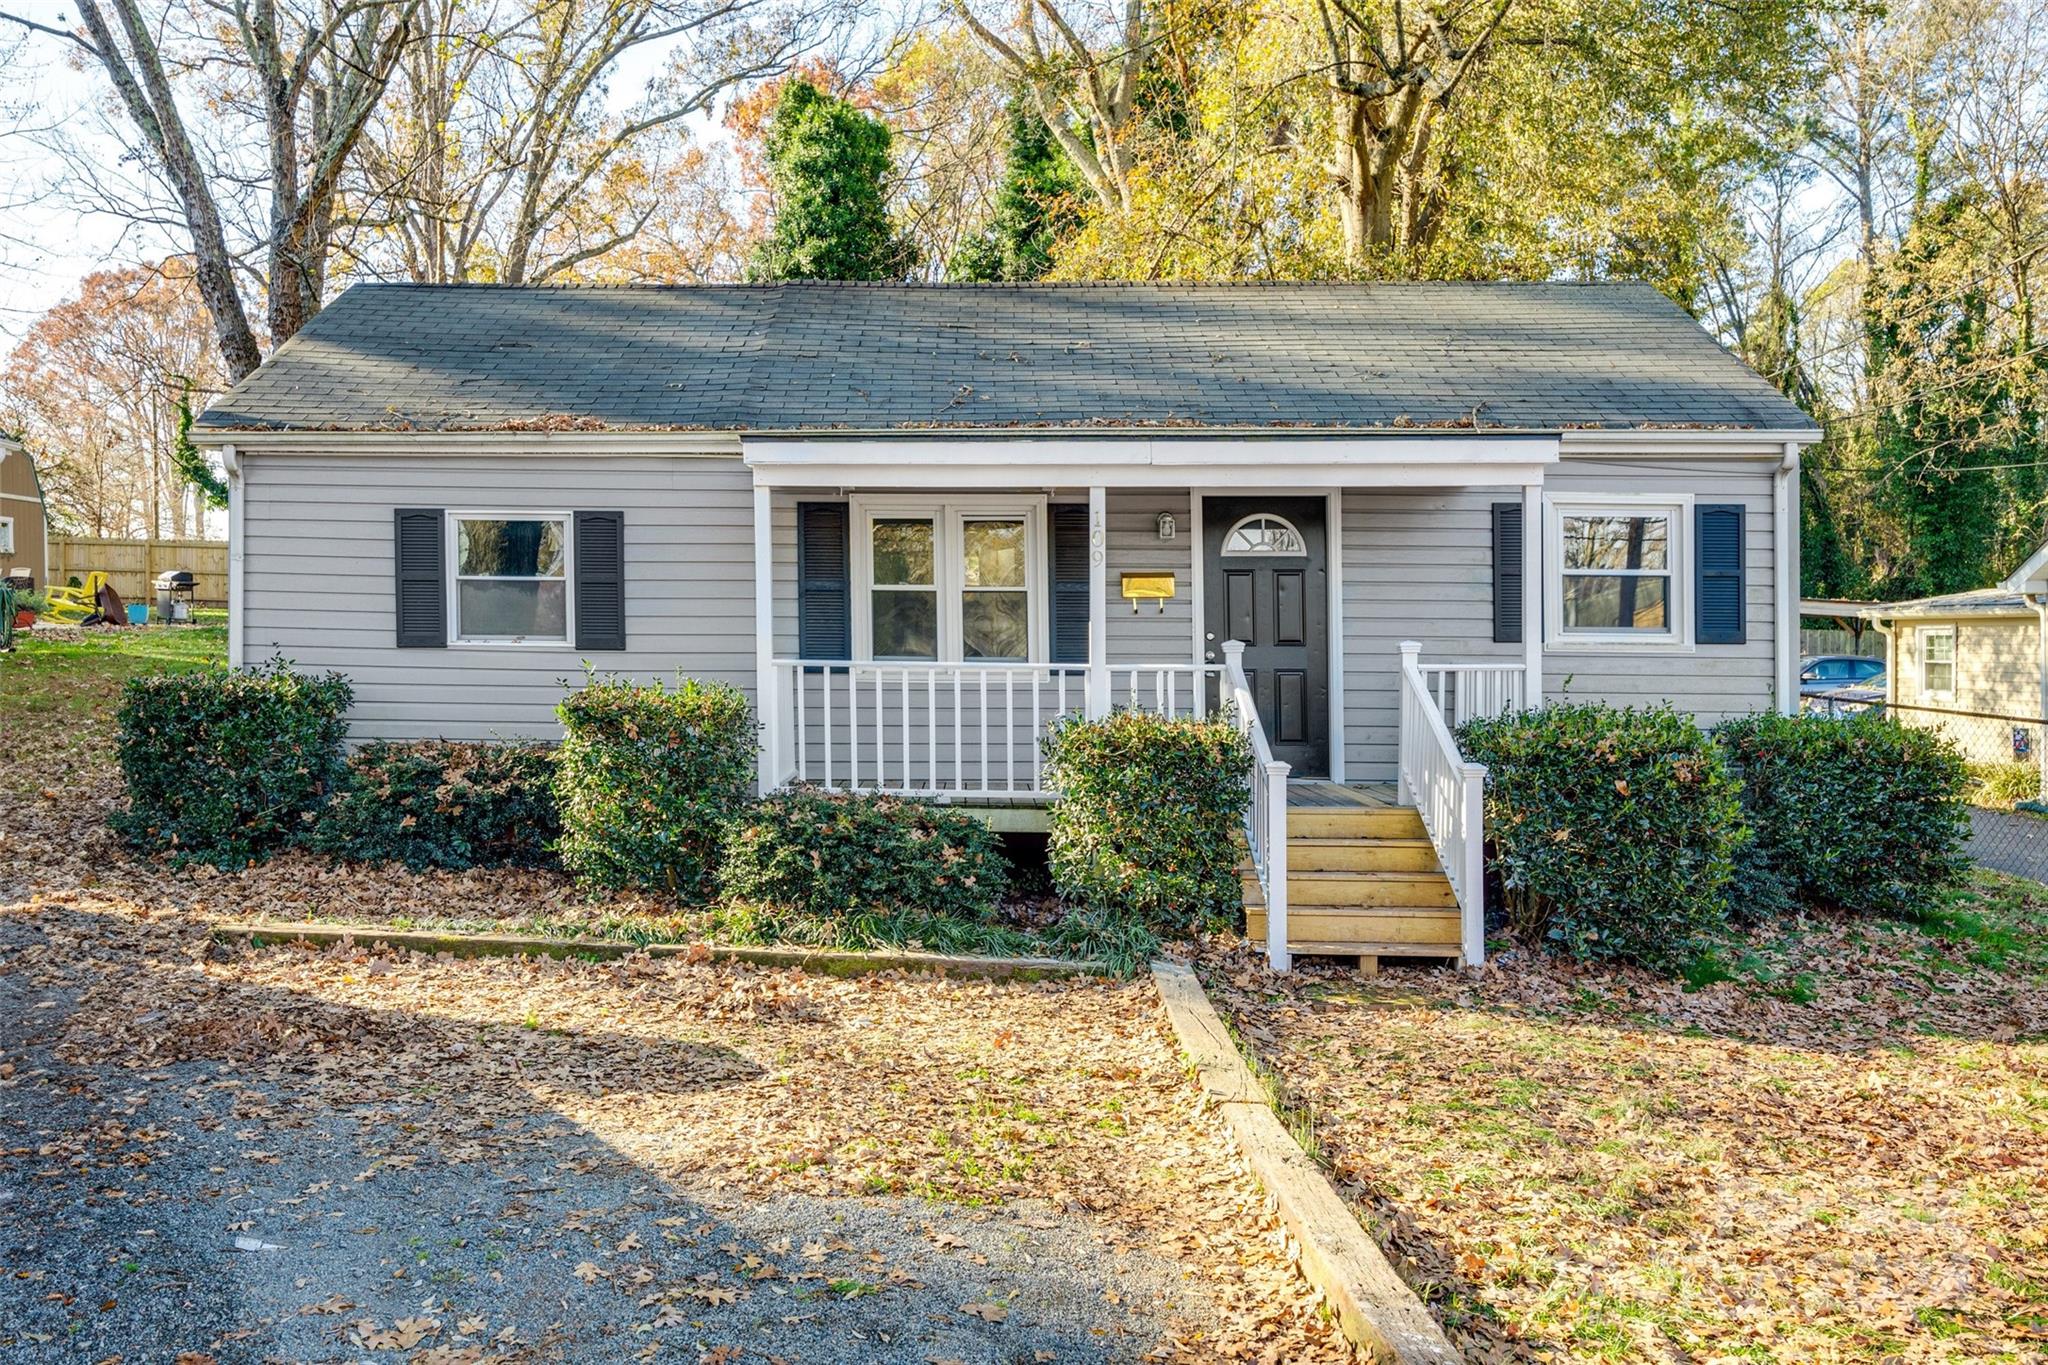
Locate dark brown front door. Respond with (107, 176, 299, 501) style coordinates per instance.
(1203, 496, 1329, 777)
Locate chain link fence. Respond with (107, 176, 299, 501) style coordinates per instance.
(1807, 688, 2048, 882)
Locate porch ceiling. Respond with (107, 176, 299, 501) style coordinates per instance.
(741, 434, 1558, 490)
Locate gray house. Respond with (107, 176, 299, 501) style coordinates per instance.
(193, 282, 1819, 972)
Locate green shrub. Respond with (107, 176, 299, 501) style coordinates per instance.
(1967, 760, 2039, 810)
(1458, 703, 1745, 969)
(1717, 711, 1970, 916)
(310, 741, 559, 871)
(718, 788, 1007, 919)
(113, 658, 353, 867)
(1042, 710, 1252, 934)
(552, 675, 755, 902)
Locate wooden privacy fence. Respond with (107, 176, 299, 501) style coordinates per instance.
(50, 536, 228, 607)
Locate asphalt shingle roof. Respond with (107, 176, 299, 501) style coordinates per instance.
(1864, 588, 2037, 620)
(195, 281, 1815, 434)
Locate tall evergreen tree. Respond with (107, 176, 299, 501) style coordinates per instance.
(950, 101, 1083, 282)
(749, 81, 912, 282)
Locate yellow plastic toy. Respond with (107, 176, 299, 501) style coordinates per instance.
(42, 571, 108, 625)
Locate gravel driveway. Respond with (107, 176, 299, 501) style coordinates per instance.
(0, 903, 1346, 1364)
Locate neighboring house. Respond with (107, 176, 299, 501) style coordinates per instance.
(1863, 547, 2048, 765)
(191, 281, 1820, 970)
(0, 434, 51, 590)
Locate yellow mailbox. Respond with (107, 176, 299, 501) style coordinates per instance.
(1120, 572, 1176, 613)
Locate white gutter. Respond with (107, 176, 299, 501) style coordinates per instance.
(1775, 441, 1800, 714)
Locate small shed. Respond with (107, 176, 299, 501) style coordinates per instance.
(0, 434, 50, 589)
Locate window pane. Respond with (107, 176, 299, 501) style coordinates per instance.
(1561, 574, 1668, 631)
(458, 579, 566, 639)
(458, 519, 565, 577)
(1925, 632, 1955, 663)
(963, 520, 1026, 587)
(1563, 515, 1668, 572)
(872, 520, 934, 586)
(1925, 661, 1956, 692)
(963, 591, 1028, 659)
(872, 589, 937, 658)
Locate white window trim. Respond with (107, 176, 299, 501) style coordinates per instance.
(1917, 625, 1957, 700)
(445, 509, 575, 648)
(849, 494, 1047, 663)
(0, 515, 12, 558)
(1543, 493, 1693, 651)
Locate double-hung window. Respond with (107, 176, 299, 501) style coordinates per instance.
(853, 498, 1044, 663)
(450, 513, 571, 644)
(1546, 497, 1689, 646)
(0, 515, 13, 557)
(1919, 626, 1956, 697)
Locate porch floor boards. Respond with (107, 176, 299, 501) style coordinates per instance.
(1285, 781, 1401, 809)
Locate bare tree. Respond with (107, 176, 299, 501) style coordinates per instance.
(350, 0, 849, 284)
(950, 0, 1150, 211)
(1, 0, 423, 378)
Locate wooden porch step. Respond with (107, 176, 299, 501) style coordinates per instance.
(1282, 940, 1463, 959)
(1246, 905, 1461, 947)
(1287, 836, 1439, 873)
(1286, 807, 1426, 839)
(1240, 871, 1456, 911)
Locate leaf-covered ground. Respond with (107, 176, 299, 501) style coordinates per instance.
(1208, 889, 2048, 1363)
(1, 628, 1352, 1361)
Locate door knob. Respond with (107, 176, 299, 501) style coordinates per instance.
(1204, 650, 1216, 662)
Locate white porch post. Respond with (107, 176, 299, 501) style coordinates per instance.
(1086, 485, 1109, 718)
(1521, 482, 1541, 709)
(753, 483, 778, 795)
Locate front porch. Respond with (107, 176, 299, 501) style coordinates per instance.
(745, 441, 1556, 972)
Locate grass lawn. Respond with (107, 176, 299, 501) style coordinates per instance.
(1209, 885, 2048, 1362)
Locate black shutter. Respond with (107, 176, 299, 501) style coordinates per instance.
(1695, 503, 1746, 644)
(1492, 502, 1524, 645)
(1049, 503, 1090, 665)
(797, 502, 850, 661)
(394, 508, 446, 648)
(574, 510, 626, 651)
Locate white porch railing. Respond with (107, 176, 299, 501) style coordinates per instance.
(1420, 661, 1527, 728)
(1221, 641, 1290, 972)
(1397, 642, 1493, 967)
(766, 659, 1219, 797)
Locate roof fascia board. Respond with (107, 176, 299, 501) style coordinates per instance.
(744, 434, 1558, 485)
(1560, 429, 1822, 457)
(189, 430, 744, 456)
(2003, 539, 2048, 592)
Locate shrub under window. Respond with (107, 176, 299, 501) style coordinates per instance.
(718, 788, 1007, 920)
(114, 659, 353, 868)
(553, 675, 754, 902)
(310, 740, 559, 871)
(1459, 703, 1745, 969)
(1041, 710, 1252, 934)
(1717, 711, 1969, 917)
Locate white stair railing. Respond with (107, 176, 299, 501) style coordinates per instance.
(1221, 641, 1290, 972)
(1420, 661, 1527, 728)
(1397, 642, 1489, 967)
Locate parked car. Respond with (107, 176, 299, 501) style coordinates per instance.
(1803, 671, 1886, 717)
(1800, 655, 1885, 697)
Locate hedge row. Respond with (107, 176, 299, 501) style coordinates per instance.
(1460, 705, 1974, 969)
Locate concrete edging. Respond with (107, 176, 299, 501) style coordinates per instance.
(1151, 959, 1460, 1364)
(211, 921, 1104, 981)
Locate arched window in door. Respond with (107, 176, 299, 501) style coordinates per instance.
(1220, 513, 1308, 557)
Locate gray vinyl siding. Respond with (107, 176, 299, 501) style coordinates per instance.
(1341, 488, 1520, 781)
(1340, 458, 1784, 781)
(241, 453, 756, 742)
(1105, 490, 1196, 670)
(1543, 458, 1778, 720)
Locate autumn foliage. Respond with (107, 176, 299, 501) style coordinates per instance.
(113, 658, 353, 868)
